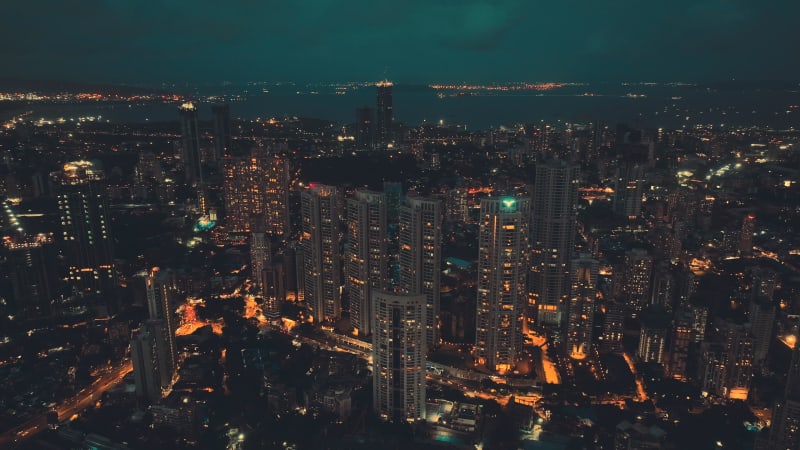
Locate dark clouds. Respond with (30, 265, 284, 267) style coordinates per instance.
(1, 0, 798, 83)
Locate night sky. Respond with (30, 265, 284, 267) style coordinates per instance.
(2, 0, 799, 83)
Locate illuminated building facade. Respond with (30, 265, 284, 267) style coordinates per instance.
(355, 107, 374, 150)
(699, 342, 726, 396)
(765, 337, 800, 450)
(132, 324, 160, 403)
(375, 80, 393, 149)
(399, 196, 442, 349)
(301, 185, 341, 323)
(131, 321, 171, 404)
(614, 163, 646, 219)
(739, 214, 756, 256)
(566, 254, 598, 360)
(261, 263, 285, 319)
(371, 292, 426, 422)
(750, 266, 778, 301)
(179, 102, 203, 185)
(697, 195, 715, 231)
(637, 310, 669, 364)
(446, 188, 470, 223)
(383, 181, 403, 224)
(475, 197, 530, 373)
(668, 308, 693, 379)
(346, 190, 387, 336)
(613, 144, 649, 220)
(700, 321, 755, 399)
(622, 249, 653, 311)
(687, 304, 708, 343)
(223, 149, 289, 236)
(749, 297, 775, 368)
(601, 302, 625, 353)
(211, 103, 232, 161)
(723, 322, 754, 400)
(52, 161, 116, 314)
(650, 262, 674, 312)
(263, 155, 290, 237)
(530, 160, 579, 328)
(146, 267, 178, 387)
(251, 229, 271, 294)
(668, 188, 697, 224)
(1, 232, 57, 320)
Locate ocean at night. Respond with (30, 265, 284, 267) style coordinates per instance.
(3, 81, 800, 130)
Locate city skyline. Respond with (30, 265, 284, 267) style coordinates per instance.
(2, 84, 800, 449)
(2, 6, 800, 447)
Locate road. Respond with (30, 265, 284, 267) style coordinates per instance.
(621, 352, 649, 402)
(0, 359, 132, 447)
(526, 332, 561, 385)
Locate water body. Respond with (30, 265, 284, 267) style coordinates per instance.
(5, 82, 800, 130)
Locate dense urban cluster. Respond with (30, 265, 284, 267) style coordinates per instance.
(1, 81, 800, 450)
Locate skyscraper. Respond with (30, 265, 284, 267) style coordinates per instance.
(668, 308, 693, 380)
(346, 190, 387, 337)
(131, 319, 175, 403)
(566, 254, 598, 360)
(179, 102, 203, 185)
(371, 291, 426, 422)
(375, 80, 393, 149)
(750, 267, 779, 301)
(601, 302, 625, 353)
(530, 160, 580, 328)
(355, 107, 374, 150)
(698, 341, 727, 397)
(52, 161, 116, 314)
(637, 309, 670, 365)
(723, 322, 754, 400)
(383, 181, 403, 225)
(261, 262, 285, 319)
(739, 214, 756, 256)
(475, 197, 530, 373)
(650, 263, 675, 312)
(263, 154, 290, 237)
(211, 103, 232, 161)
(749, 297, 775, 369)
(146, 268, 178, 387)
(251, 228, 271, 294)
(622, 249, 654, 311)
(689, 304, 709, 343)
(399, 196, 441, 349)
(613, 142, 649, 220)
(765, 330, 800, 449)
(131, 321, 164, 404)
(223, 149, 289, 236)
(613, 163, 646, 220)
(301, 184, 341, 323)
(1, 232, 57, 320)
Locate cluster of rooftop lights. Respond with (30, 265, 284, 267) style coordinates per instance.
(58, 160, 104, 184)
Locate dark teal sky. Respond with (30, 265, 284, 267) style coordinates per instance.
(2, 0, 799, 83)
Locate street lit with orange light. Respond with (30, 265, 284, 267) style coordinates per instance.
(622, 352, 649, 402)
(780, 334, 797, 349)
(0, 359, 132, 447)
(526, 331, 561, 385)
(176, 301, 224, 336)
(243, 295, 269, 326)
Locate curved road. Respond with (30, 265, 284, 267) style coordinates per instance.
(0, 359, 132, 447)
